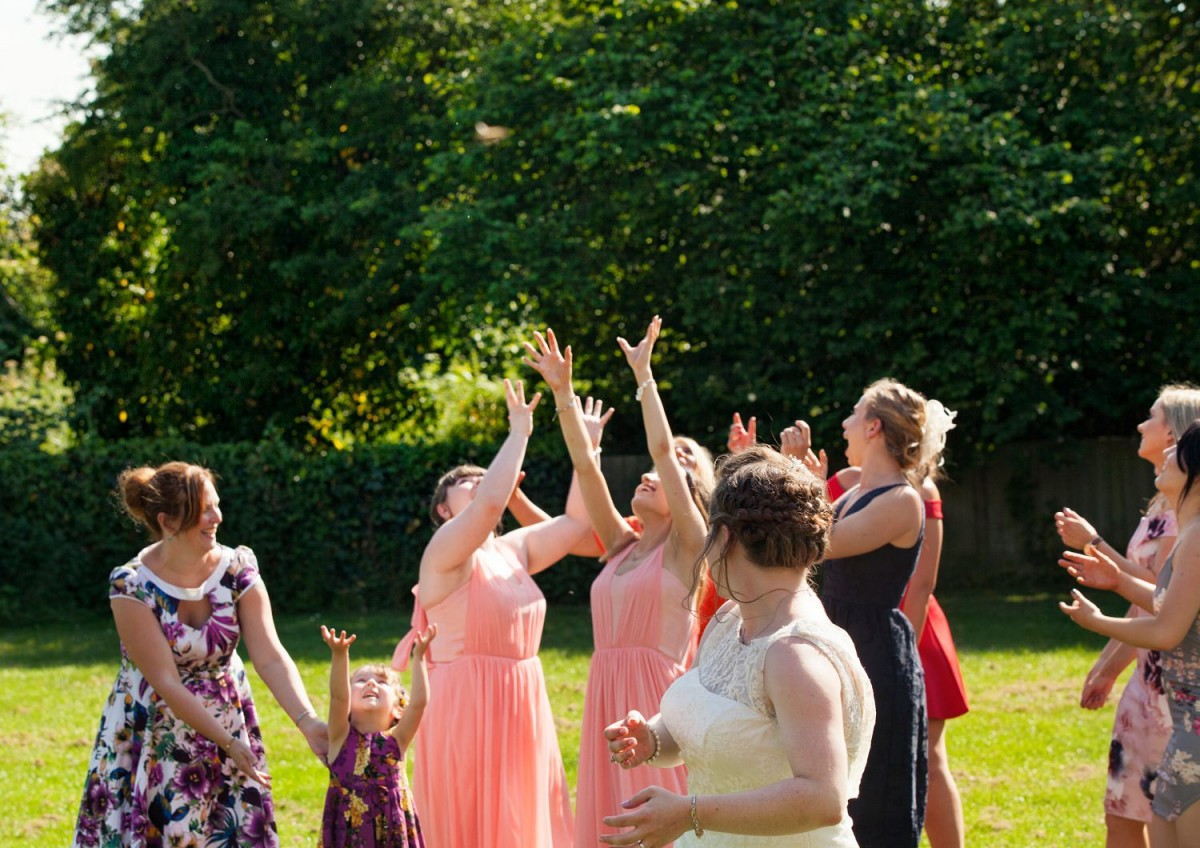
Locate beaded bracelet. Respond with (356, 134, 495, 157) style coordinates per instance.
(645, 723, 661, 764)
(635, 378, 656, 401)
(556, 395, 577, 413)
(690, 793, 704, 837)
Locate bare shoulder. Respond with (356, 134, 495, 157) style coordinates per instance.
(764, 636, 841, 698)
(919, 477, 941, 501)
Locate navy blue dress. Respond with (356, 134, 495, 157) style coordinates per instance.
(820, 484, 927, 848)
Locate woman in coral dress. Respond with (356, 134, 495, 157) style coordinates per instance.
(394, 379, 590, 848)
(523, 318, 713, 848)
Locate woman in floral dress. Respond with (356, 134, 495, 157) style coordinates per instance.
(74, 462, 327, 848)
(1055, 384, 1200, 848)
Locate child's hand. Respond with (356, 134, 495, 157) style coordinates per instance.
(411, 623, 438, 660)
(321, 625, 357, 653)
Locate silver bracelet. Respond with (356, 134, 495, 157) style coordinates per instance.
(293, 708, 317, 726)
(556, 396, 577, 413)
(635, 378, 656, 401)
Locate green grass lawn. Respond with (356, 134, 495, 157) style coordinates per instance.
(1, 592, 1128, 846)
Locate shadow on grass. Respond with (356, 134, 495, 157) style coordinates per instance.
(0, 605, 597, 668)
(939, 589, 1134, 653)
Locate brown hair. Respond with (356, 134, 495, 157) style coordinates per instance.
(428, 464, 505, 535)
(862, 378, 929, 483)
(117, 462, 216, 540)
(695, 446, 833, 599)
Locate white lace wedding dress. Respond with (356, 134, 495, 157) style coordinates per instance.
(660, 603, 875, 847)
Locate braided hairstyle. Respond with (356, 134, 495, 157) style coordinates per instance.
(695, 446, 833, 600)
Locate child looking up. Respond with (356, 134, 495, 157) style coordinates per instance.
(320, 624, 436, 848)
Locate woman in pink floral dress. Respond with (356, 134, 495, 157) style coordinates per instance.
(1055, 384, 1200, 847)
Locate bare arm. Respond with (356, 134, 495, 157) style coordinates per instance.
(900, 480, 942, 637)
(1061, 529, 1200, 650)
(112, 599, 271, 783)
(320, 626, 355, 764)
(420, 380, 540, 601)
(239, 580, 328, 760)
(1059, 549, 1158, 612)
(1080, 630, 1137, 710)
(827, 485, 924, 559)
(1055, 507, 1150, 581)
(600, 639, 848, 844)
(618, 316, 708, 585)
(525, 329, 636, 554)
(392, 624, 436, 752)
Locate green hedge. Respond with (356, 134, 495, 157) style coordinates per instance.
(0, 438, 595, 623)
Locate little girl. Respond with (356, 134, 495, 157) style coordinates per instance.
(319, 623, 436, 848)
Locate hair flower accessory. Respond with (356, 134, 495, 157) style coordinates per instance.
(920, 399, 957, 471)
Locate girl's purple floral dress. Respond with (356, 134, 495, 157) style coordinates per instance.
(74, 545, 278, 848)
(320, 725, 425, 848)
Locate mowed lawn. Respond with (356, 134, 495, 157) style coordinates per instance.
(1, 592, 1128, 846)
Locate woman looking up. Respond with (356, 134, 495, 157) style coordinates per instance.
(524, 317, 712, 848)
(818, 379, 953, 848)
(1055, 384, 1200, 848)
(397, 378, 591, 848)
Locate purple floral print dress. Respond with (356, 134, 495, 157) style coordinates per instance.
(73, 545, 278, 848)
(320, 725, 425, 847)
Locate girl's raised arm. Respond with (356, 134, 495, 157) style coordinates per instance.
(392, 624, 437, 752)
(618, 316, 707, 584)
(421, 379, 541, 577)
(321, 626, 356, 764)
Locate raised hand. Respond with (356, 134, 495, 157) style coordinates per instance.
(522, 328, 573, 395)
(1059, 588, 1104, 631)
(1058, 549, 1121, 591)
(727, 412, 757, 453)
(617, 315, 661, 384)
(1055, 507, 1099, 550)
(411, 623, 438, 660)
(321, 625, 357, 653)
(780, 420, 828, 479)
(504, 378, 542, 437)
(580, 396, 616, 449)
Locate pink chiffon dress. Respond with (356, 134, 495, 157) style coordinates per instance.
(397, 536, 572, 848)
(575, 543, 698, 848)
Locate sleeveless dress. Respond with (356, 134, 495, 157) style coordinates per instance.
(401, 536, 572, 848)
(320, 725, 424, 847)
(1150, 552, 1200, 821)
(820, 484, 926, 848)
(828, 477, 967, 721)
(74, 545, 278, 848)
(660, 603, 876, 847)
(575, 542, 697, 848)
(1106, 510, 1175, 821)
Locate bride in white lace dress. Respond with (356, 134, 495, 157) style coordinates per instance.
(601, 446, 876, 848)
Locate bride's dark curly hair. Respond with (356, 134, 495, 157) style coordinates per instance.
(693, 446, 834, 600)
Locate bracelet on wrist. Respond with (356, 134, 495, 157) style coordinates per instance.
(220, 734, 237, 753)
(293, 708, 317, 726)
(690, 793, 704, 837)
(635, 378, 656, 401)
(1087, 534, 1103, 550)
(645, 723, 661, 764)
(556, 396, 577, 413)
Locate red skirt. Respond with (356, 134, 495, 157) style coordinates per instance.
(919, 595, 969, 720)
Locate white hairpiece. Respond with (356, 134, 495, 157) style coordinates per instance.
(919, 398, 957, 473)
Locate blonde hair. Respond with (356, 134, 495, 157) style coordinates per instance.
(117, 462, 216, 540)
(353, 664, 409, 723)
(862, 379, 928, 483)
(1148, 384, 1200, 516)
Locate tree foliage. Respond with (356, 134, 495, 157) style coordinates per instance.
(26, 0, 1200, 458)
